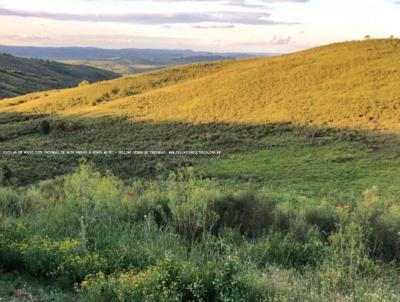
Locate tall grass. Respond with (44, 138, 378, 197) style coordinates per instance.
(1, 163, 399, 300)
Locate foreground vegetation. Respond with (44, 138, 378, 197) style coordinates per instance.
(1, 163, 399, 301)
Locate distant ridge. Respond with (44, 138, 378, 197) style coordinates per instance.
(0, 53, 119, 98)
(0, 45, 271, 75)
(0, 44, 266, 60)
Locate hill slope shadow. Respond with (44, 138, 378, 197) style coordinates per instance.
(1, 112, 399, 199)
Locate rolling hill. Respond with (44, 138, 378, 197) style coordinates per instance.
(2, 39, 400, 302)
(0, 53, 120, 98)
(1, 39, 400, 131)
(1, 39, 400, 195)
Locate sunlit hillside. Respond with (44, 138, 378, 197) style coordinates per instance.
(1, 39, 400, 132)
(1, 39, 400, 196)
(1, 39, 400, 301)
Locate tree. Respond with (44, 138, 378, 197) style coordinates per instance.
(79, 80, 90, 87)
(39, 120, 51, 135)
(364, 35, 371, 40)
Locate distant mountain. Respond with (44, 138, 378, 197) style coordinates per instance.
(0, 53, 119, 99)
(0, 45, 265, 60)
(0, 45, 271, 75)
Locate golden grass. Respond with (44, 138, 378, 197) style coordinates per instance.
(1, 39, 400, 132)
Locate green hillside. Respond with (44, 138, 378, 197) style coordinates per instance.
(0, 39, 399, 197)
(0, 53, 120, 99)
(1, 39, 400, 301)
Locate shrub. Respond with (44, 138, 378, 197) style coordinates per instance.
(128, 192, 171, 227)
(0, 231, 24, 270)
(0, 187, 21, 216)
(211, 192, 276, 237)
(169, 189, 218, 244)
(250, 232, 326, 268)
(111, 87, 120, 95)
(358, 188, 400, 261)
(370, 207, 400, 261)
(20, 186, 50, 214)
(38, 120, 51, 135)
(327, 206, 378, 289)
(80, 256, 254, 302)
(79, 80, 90, 87)
(51, 120, 80, 132)
(304, 203, 338, 240)
(0, 164, 12, 182)
(2, 236, 107, 287)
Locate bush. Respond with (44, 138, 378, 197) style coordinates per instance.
(128, 192, 171, 227)
(38, 120, 51, 135)
(251, 232, 326, 268)
(111, 87, 120, 95)
(1, 235, 106, 287)
(370, 207, 400, 261)
(95, 93, 111, 104)
(0, 164, 12, 182)
(211, 192, 276, 237)
(79, 80, 90, 87)
(304, 203, 338, 240)
(0, 231, 24, 270)
(169, 188, 218, 244)
(80, 256, 254, 302)
(20, 186, 50, 214)
(358, 188, 400, 261)
(0, 187, 21, 216)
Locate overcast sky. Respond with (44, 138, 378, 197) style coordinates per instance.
(0, 0, 399, 53)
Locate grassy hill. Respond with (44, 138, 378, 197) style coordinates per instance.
(1, 39, 400, 301)
(2, 39, 400, 131)
(0, 53, 119, 98)
(0, 39, 400, 197)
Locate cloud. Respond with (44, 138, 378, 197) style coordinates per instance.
(192, 24, 235, 29)
(0, 8, 298, 25)
(0, 34, 50, 43)
(81, 0, 310, 8)
(235, 35, 293, 47)
(0, 33, 199, 48)
(269, 35, 291, 44)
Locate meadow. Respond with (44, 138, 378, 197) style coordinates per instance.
(1, 39, 400, 301)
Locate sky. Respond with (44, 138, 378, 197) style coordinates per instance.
(0, 0, 399, 53)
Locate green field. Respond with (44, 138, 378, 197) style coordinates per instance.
(1, 113, 399, 200)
